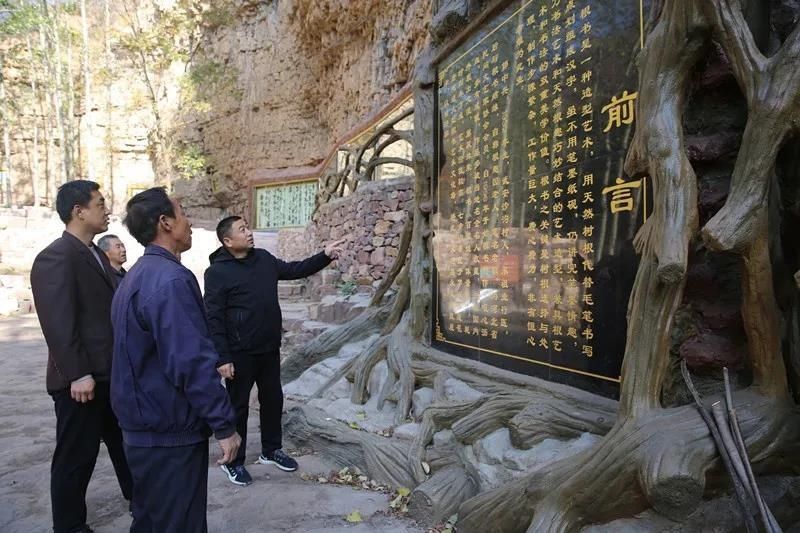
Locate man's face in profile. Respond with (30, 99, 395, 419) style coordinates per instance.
(76, 190, 110, 234)
(169, 198, 193, 253)
(106, 238, 127, 266)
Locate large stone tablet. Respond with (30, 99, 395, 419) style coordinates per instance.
(431, 0, 650, 398)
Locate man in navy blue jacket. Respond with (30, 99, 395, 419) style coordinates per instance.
(204, 216, 344, 485)
(111, 188, 240, 532)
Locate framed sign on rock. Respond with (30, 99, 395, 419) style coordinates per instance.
(431, 0, 651, 398)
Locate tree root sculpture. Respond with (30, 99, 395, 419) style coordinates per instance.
(458, 392, 800, 532)
(409, 465, 478, 526)
(283, 403, 417, 489)
(454, 1, 800, 530)
(700, 0, 800, 254)
(281, 291, 393, 383)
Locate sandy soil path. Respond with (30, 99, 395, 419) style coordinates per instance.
(0, 314, 423, 533)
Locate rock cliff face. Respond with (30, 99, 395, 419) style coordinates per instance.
(175, 0, 431, 215)
(287, 0, 430, 140)
(2, 0, 430, 216)
(177, 2, 328, 189)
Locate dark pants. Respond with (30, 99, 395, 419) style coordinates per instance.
(124, 441, 209, 533)
(51, 381, 133, 533)
(226, 350, 283, 466)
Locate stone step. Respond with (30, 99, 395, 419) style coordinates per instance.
(278, 280, 305, 299)
(281, 301, 312, 332)
(0, 292, 18, 315)
(308, 293, 372, 324)
(0, 274, 26, 289)
(0, 274, 33, 316)
(281, 320, 337, 354)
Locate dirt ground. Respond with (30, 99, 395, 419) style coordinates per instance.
(0, 314, 424, 533)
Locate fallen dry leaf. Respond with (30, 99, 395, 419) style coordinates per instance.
(427, 513, 458, 533)
(389, 494, 404, 509)
(345, 510, 363, 523)
(389, 486, 413, 515)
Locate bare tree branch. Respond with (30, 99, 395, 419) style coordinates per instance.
(701, 0, 766, 103)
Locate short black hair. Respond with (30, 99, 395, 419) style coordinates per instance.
(56, 180, 100, 224)
(123, 187, 175, 246)
(216, 215, 242, 244)
(97, 234, 121, 252)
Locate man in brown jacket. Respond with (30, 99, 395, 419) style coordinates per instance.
(30, 180, 132, 533)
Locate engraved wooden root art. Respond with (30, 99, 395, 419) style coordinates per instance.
(456, 1, 800, 531)
(282, 0, 800, 530)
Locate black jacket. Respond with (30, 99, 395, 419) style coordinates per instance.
(111, 266, 126, 285)
(203, 247, 331, 363)
(31, 232, 117, 392)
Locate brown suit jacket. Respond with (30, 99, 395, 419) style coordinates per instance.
(31, 231, 117, 393)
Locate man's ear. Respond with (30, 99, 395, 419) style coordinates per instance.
(159, 214, 173, 232)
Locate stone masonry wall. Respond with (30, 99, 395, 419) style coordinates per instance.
(299, 176, 414, 289)
(277, 228, 310, 262)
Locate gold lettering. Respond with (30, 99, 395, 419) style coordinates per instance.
(601, 90, 638, 132)
(602, 177, 643, 213)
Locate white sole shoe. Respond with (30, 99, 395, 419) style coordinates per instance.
(257, 455, 297, 472)
(220, 464, 251, 485)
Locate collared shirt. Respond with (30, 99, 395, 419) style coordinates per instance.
(88, 244, 105, 270)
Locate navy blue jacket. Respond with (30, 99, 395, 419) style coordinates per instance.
(204, 247, 331, 364)
(111, 244, 235, 447)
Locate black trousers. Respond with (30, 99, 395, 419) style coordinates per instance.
(225, 350, 283, 466)
(51, 381, 133, 533)
(124, 441, 209, 533)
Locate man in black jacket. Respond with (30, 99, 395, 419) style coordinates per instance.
(30, 180, 133, 533)
(204, 216, 344, 485)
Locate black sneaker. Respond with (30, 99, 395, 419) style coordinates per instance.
(220, 464, 253, 486)
(258, 449, 298, 472)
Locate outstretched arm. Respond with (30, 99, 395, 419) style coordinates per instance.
(274, 238, 346, 280)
